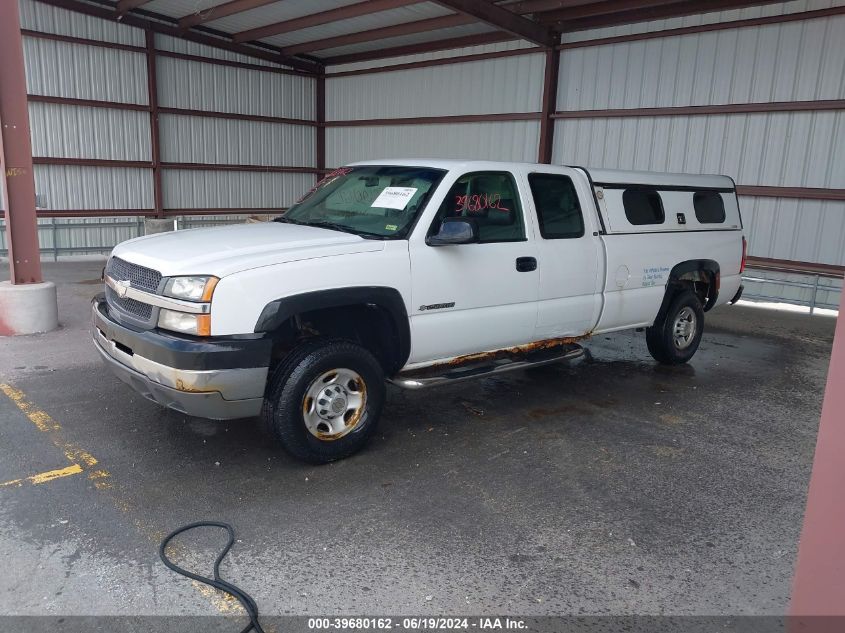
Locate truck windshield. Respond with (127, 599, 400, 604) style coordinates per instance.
(280, 166, 446, 239)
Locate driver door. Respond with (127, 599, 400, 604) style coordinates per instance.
(407, 170, 540, 365)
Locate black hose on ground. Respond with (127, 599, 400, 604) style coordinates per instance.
(159, 521, 265, 633)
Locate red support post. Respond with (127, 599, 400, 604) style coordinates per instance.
(315, 74, 326, 174)
(145, 30, 164, 218)
(537, 48, 560, 164)
(0, 0, 43, 284)
(790, 305, 845, 630)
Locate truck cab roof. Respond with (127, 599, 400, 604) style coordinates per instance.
(348, 159, 735, 191)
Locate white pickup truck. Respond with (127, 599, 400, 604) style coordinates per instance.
(93, 160, 746, 462)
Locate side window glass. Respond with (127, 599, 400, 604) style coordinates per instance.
(528, 173, 585, 239)
(430, 171, 525, 243)
(694, 191, 726, 223)
(623, 189, 664, 225)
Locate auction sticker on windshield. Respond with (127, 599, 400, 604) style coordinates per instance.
(371, 187, 417, 210)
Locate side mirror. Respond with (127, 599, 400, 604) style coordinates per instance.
(426, 217, 479, 246)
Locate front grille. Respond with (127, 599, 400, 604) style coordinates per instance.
(104, 256, 161, 325)
(106, 285, 152, 321)
(106, 256, 161, 293)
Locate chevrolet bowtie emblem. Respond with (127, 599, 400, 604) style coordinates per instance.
(115, 279, 131, 298)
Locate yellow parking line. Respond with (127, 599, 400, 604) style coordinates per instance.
(0, 382, 238, 616)
(0, 463, 84, 488)
(0, 382, 108, 487)
(0, 383, 61, 432)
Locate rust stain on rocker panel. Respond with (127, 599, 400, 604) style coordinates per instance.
(399, 334, 592, 382)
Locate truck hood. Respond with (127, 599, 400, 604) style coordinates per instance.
(111, 222, 384, 277)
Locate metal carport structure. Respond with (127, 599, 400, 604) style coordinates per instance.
(1, 0, 844, 619)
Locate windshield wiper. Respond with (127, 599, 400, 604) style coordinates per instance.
(273, 216, 301, 224)
(304, 221, 384, 239)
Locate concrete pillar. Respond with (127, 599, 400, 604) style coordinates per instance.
(0, 0, 58, 335)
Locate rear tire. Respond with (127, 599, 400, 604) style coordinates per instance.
(646, 290, 704, 365)
(261, 338, 385, 463)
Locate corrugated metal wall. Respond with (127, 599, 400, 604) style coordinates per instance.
(2, 0, 317, 256)
(326, 121, 541, 166)
(3, 0, 843, 286)
(552, 1, 845, 267)
(325, 50, 545, 167)
(327, 54, 544, 119)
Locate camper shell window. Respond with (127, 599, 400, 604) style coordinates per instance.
(693, 191, 727, 224)
(622, 189, 665, 225)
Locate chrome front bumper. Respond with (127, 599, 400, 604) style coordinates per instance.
(92, 298, 269, 420)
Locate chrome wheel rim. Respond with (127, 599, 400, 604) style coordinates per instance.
(302, 368, 367, 441)
(672, 306, 697, 350)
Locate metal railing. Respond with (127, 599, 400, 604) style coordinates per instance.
(741, 269, 841, 314)
(0, 215, 248, 259)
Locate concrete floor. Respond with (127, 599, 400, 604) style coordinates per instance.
(0, 260, 835, 621)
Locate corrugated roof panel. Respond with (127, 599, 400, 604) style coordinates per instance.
(34, 165, 153, 210)
(327, 52, 545, 119)
(156, 56, 315, 119)
(19, 0, 145, 46)
(29, 102, 151, 161)
(141, 0, 233, 20)
(162, 170, 313, 209)
(326, 120, 540, 167)
(258, 2, 454, 48)
(159, 114, 315, 166)
(154, 33, 284, 68)
(202, 0, 364, 34)
(23, 37, 149, 104)
(559, 0, 843, 44)
(316, 22, 495, 57)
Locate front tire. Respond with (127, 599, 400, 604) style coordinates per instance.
(262, 338, 385, 463)
(646, 290, 705, 365)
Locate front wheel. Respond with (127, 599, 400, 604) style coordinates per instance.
(645, 290, 705, 365)
(261, 338, 385, 463)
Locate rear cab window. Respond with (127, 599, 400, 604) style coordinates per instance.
(528, 173, 585, 239)
(429, 171, 526, 243)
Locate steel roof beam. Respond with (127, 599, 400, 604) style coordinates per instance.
(178, 0, 283, 30)
(531, 0, 686, 23)
(115, 0, 152, 15)
(321, 31, 514, 65)
(431, 0, 557, 46)
(540, 0, 787, 29)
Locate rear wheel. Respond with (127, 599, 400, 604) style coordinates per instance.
(261, 338, 385, 463)
(646, 290, 705, 365)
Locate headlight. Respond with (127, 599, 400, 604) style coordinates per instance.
(158, 309, 211, 336)
(163, 276, 218, 301)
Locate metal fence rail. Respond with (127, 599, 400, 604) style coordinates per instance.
(741, 271, 841, 314)
(0, 215, 248, 259)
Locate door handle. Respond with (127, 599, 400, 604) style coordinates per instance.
(515, 256, 537, 272)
